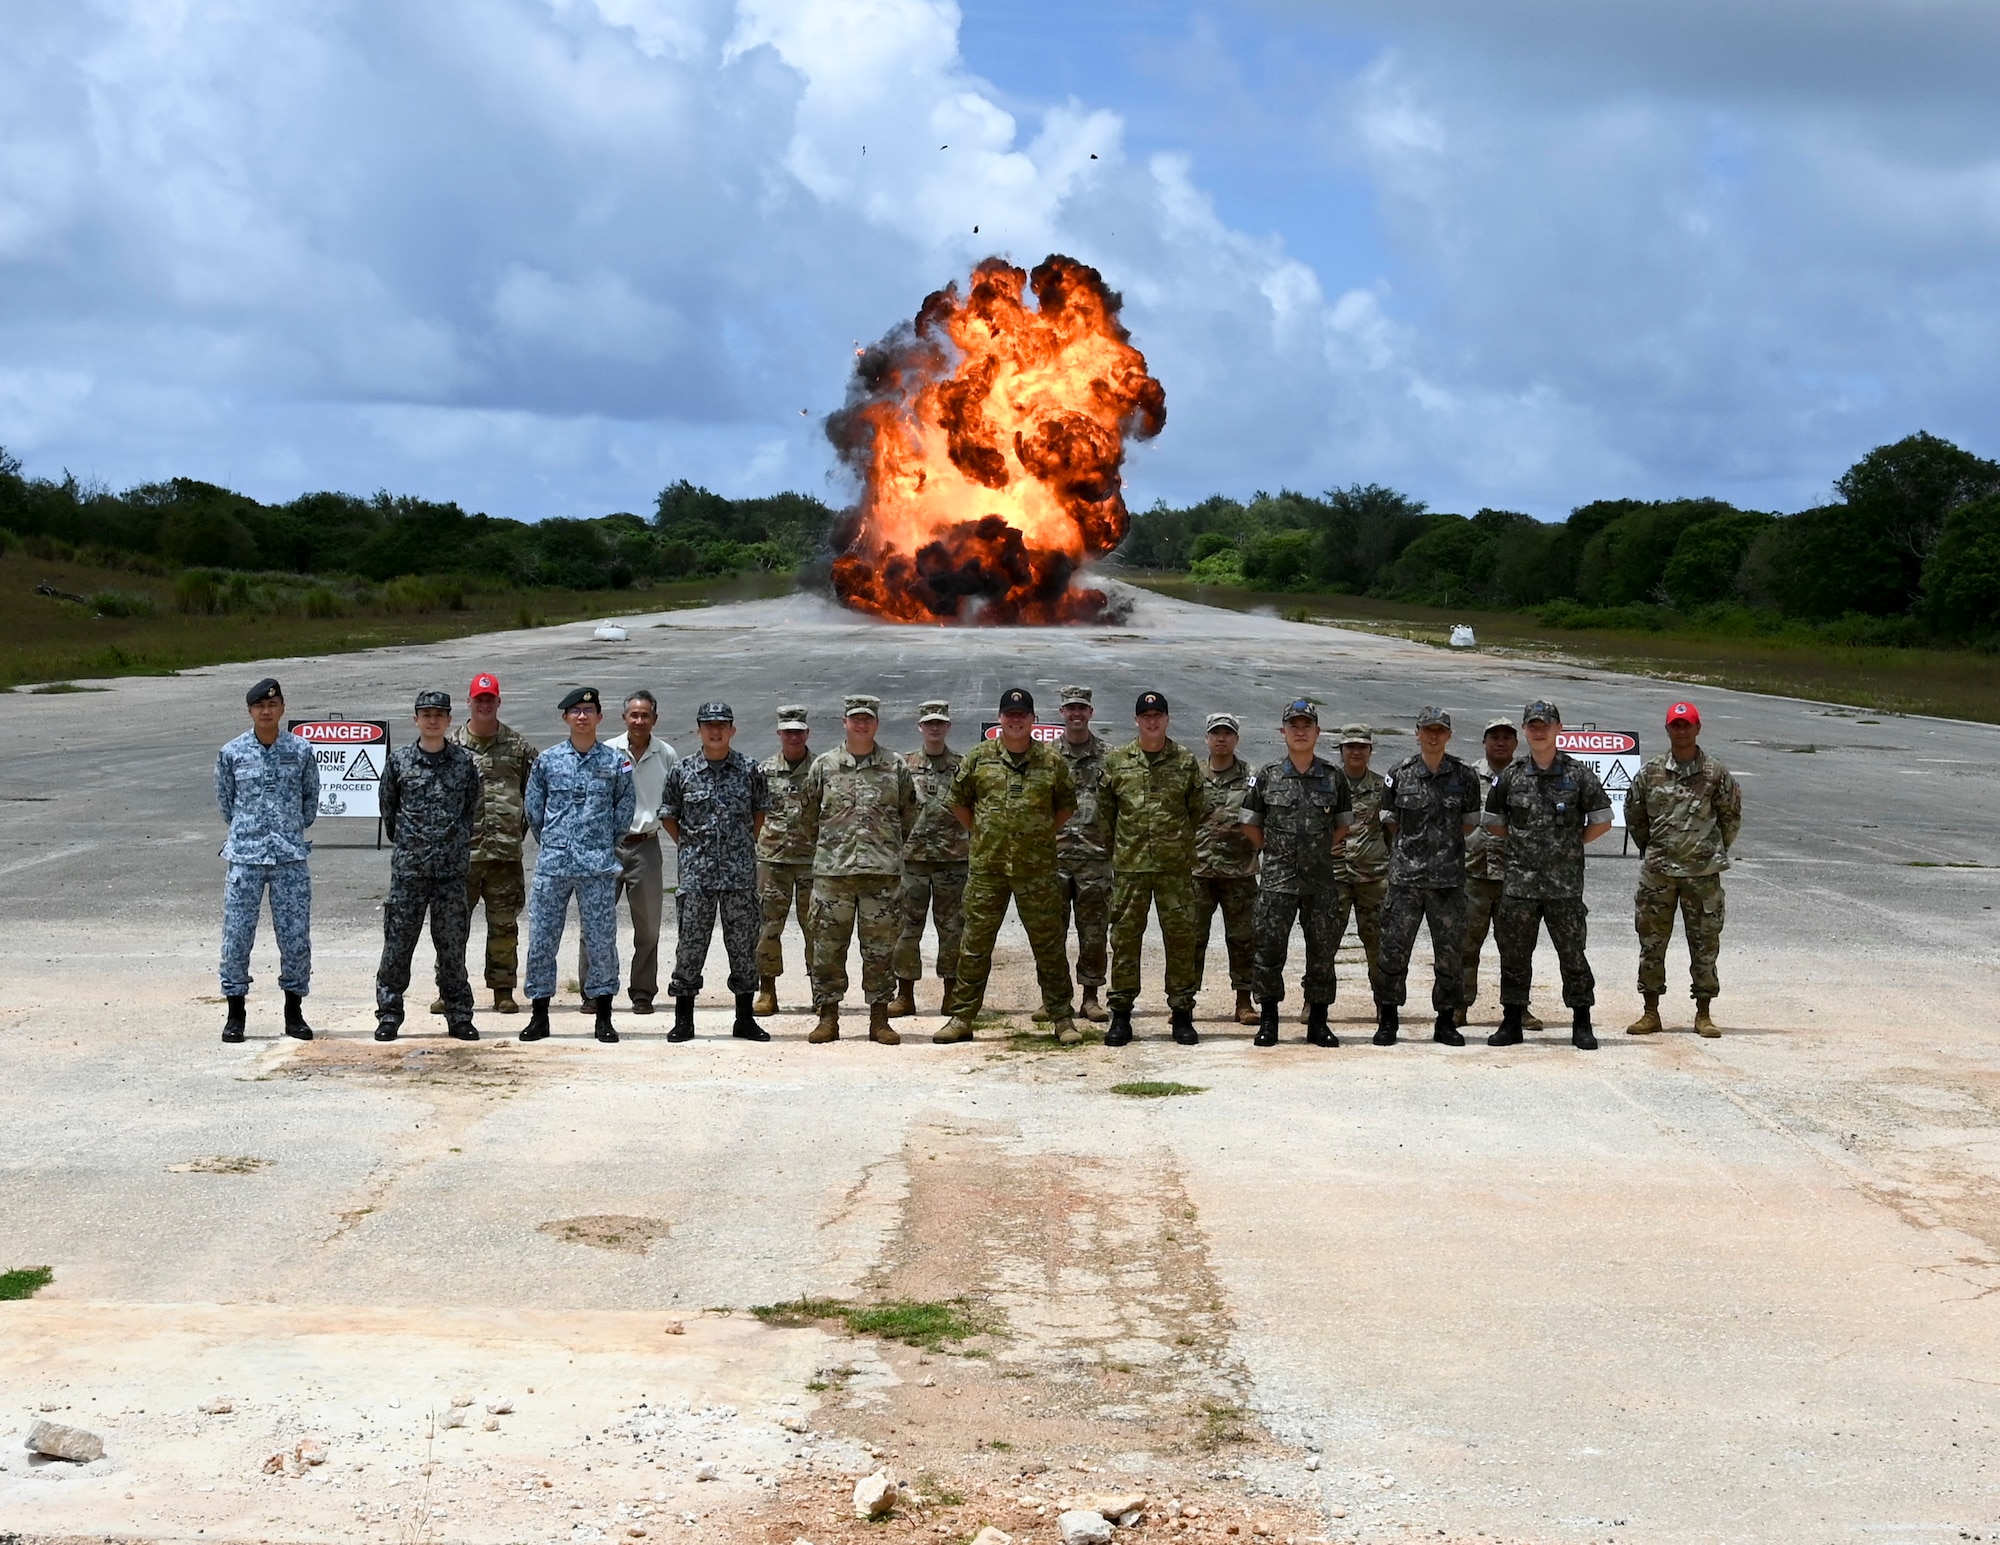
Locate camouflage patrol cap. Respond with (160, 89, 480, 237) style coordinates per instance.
(1281, 697, 1319, 724)
(1204, 711, 1241, 734)
(245, 676, 283, 706)
(414, 690, 451, 713)
(696, 701, 735, 723)
(842, 693, 880, 719)
(1521, 700, 1560, 725)
(775, 704, 809, 730)
(1059, 685, 1093, 706)
(1484, 716, 1517, 736)
(1414, 706, 1452, 730)
(917, 699, 952, 724)
(1337, 723, 1373, 746)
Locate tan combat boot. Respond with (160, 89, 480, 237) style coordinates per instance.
(869, 1002, 902, 1045)
(1078, 986, 1110, 1023)
(1053, 1018, 1083, 1046)
(1234, 989, 1259, 1025)
(933, 1016, 975, 1045)
(1626, 993, 1662, 1035)
(886, 978, 918, 1018)
(493, 988, 520, 1014)
(429, 997, 448, 1015)
(1453, 1006, 1469, 1028)
(1694, 998, 1721, 1038)
(808, 1005, 840, 1043)
(753, 975, 779, 1017)
(1522, 1009, 1544, 1032)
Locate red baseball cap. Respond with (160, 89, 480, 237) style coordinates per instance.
(1666, 700, 1700, 726)
(469, 673, 501, 697)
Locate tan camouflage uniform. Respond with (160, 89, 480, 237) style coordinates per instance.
(1102, 736, 1207, 1013)
(1625, 748, 1742, 1000)
(896, 726, 968, 984)
(801, 729, 918, 1009)
(1193, 757, 1259, 993)
(1056, 720, 1113, 990)
(451, 720, 538, 990)
(755, 733, 818, 984)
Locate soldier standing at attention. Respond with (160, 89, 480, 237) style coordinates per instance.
(1374, 707, 1481, 1047)
(889, 700, 967, 1019)
(801, 694, 918, 1045)
(448, 673, 537, 1014)
(1459, 717, 1536, 1030)
(1482, 701, 1614, 1051)
(374, 691, 482, 1042)
(1329, 725, 1390, 1013)
(659, 702, 771, 1043)
(519, 688, 636, 1045)
(1101, 692, 1208, 1047)
(215, 677, 320, 1043)
(1242, 699, 1352, 1048)
(1054, 685, 1114, 1024)
(938, 689, 1080, 1045)
(1625, 700, 1742, 1038)
(753, 705, 816, 1016)
(1192, 711, 1260, 1026)
(578, 690, 676, 1014)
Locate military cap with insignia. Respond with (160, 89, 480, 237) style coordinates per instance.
(917, 699, 952, 724)
(558, 686, 601, 713)
(1521, 700, 1560, 725)
(998, 687, 1035, 714)
(1415, 705, 1452, 729)
(1135, 690, 1169, 715)
(245, 676, 283, 706)
(696, 701, 735, 723)
(1280, 697, 1319, 724)
(414, 689, 451, 712)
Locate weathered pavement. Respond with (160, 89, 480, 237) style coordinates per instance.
(1, 586, 1997, 1544)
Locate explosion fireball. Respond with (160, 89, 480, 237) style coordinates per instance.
(826, 255, 1166, 625)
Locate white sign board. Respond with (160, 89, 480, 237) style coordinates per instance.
(290, 719, 391, 819)
(1556, 729, 1642, 828)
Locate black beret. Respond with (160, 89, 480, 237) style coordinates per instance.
(245, 677, 283, 706)
(1135, 690, 1169, 715)
(558, 687, 602, 713)
(998, 687, 1035, 714)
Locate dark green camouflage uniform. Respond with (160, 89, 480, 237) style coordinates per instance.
(896, 746, 968, 982)
(451, 721, 538, 991)
(1461, 758, 1510, 1009)
(1242, 756, 1353, 1004)
(1055, 733, 1112, 989)
(375, 741, 482, 1031)
(1331, 767, 1390, 1000)
(801, 746, 918, 1008)
(1625, 749, 1742, 999)
(1377, 752, 1481, 1011)
(948, 741, 1078, 1022)
(1485, 752, 1612, 1009)
(755, 752, 818, 982)
(1193, 758, 1259, 992)
(1102, 738, 1207, 1013)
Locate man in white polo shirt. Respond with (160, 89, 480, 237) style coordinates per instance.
(578, 689, 676, 1013)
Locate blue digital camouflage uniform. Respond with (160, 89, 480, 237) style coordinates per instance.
(523, 741, 636, 1001)
(375, 742, 483, 1030)
(215, 729, 321, 997)
(660, 749, 770, 997)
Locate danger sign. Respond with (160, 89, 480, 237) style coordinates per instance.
(981, 723, 1067, 743)
(1556, 729, 1642, 828)
(290, 719, 391, 819)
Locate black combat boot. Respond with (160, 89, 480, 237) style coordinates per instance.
(1572, 1007, 1598, 1051)
(594, 995, 620, 1043)
(1305, 1002, 1337, 1048)
(1433, 1009, 1466, 1047)
(519, 997, 552, 1042)
(373, 1019, 399, 1043)
(667, 996, 695, 1042)
(447, 1020, 479, 1042)
(733, 993, 771, 1041)
(1254, 999, 1280, 1048)
(1372, 1003, 1399, 1046)
(221, 996, 247, 1043)
(1170, 1006, 1200, 1046)
(1486, 1005, 1525, 1047)
(1104, 1007, 1133, 1047)
(283, 991, 314, 1041)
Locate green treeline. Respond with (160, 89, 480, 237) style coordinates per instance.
(1116, 431, 2000, 644)
(0, 452, 835, 594)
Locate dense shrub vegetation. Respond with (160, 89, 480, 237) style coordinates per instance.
(1114, 431, 2000, 644)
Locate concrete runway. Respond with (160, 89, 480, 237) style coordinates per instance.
(1, 585, 1997, 1544)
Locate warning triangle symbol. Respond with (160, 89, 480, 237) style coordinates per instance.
(1602, 761, 1631, 792)
(346, 748, 381, 782)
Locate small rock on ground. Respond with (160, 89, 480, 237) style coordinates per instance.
(853, 1471, 898, 1518)
(26, 1420, 105, 1464)
(1059, 1509, 1113, 1545)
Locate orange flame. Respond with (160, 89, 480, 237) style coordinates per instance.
(826, 255, 1166, 625)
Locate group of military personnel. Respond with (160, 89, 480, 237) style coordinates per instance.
(212, 673, 1742, 1050)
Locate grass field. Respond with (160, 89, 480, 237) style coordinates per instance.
(1123, 575, 2000, 725)
(2, 552, 796, 692)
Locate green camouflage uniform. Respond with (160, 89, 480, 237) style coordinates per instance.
(1331, 767, 1391, 1000)
(1243, 755, 1353, 1003)
(1461, 759, 1510, 1009)
(1102, 737, 1208, 1013)
(800, 745, 918, 1008)
(1056, 733, 1113, 988)
(755, 751, 818, 981)
(451, 720, 538, 990)
(1193, 758, 1259, 992)
(1377, 751, 1481, 1011)
(947, 741, 1079, 1023)
(1625, 749, 1742, 1000)
(895, 746, 968, 982)
(1487, 752, 1613, 1009)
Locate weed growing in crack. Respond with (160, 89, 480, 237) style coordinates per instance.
(0, 1265, 53, 1300)
(1110, 1080, 1207, 1098)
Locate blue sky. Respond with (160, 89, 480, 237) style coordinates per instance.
(4, 0, 1997, 523)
